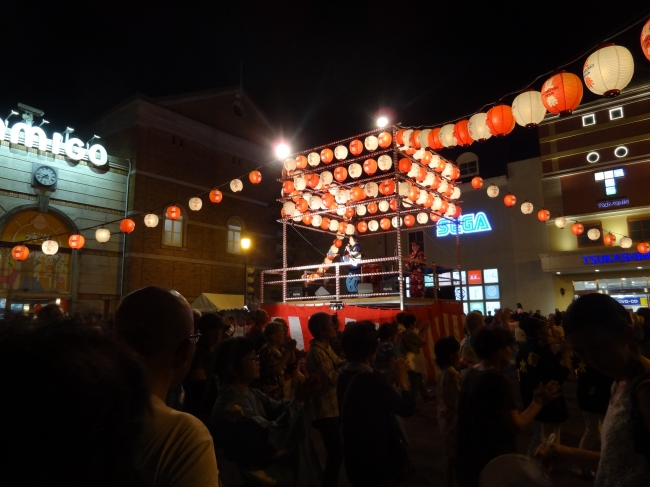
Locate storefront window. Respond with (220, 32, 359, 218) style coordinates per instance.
(628, 217, 650, 242)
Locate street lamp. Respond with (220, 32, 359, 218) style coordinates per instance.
(241, 237, 252, 306)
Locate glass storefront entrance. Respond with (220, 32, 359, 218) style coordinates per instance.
(574, 277, 650, 311)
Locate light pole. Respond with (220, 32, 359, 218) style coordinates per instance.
(241, 237, 251, 307)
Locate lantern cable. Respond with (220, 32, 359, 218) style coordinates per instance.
(289, 223, 327, 257)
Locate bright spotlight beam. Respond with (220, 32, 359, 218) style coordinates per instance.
(274, 142, 291, 160)
(377, 116, 388, 128)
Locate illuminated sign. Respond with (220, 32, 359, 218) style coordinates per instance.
(597, 198, 629, 209)
(594, 168, 624, 196)
(0, 119, 107, 165)
(582, 252, 650, 265)
(614, 296, 641, 306)
(468, 270, 482, 284)
(436, 212, 492, 237)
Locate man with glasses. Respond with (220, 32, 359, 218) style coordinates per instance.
(115, 286, 219, 487)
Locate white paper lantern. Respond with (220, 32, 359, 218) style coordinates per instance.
(320, 171, 333, 186)
(307, 152, 320, 167)
(555, 216, 567, 229)
(309, 195, 322, 210)
(432, 196, 443, 211)
(329, 245, 339, 254)
(230, 179, 243, 192)
(445, 203, 456, 218)
(468, 112, 493, 142)
(364, 182, 379, 198)
(348, 163, 362, 178)
(42, 239, 59, 255)
(416, 190, 428, 206)
(95, 227, 111, 243)
(401, 130, 413, 148)
(311, 214, 322, 227)
(365, 135, 379, 151)
(583, 44, 634, 97)
(442, 163, 454, 178)
(419, 129, 431, 148)
(520, 201, 534, 214)
(293, 176, 307, 191)
(451, 186, 461, 200)
(588, 228, 601, 240)
(335, 189, 349, 204)
(144, 214, 159, 228)
(336, 207, 347, 216)
(398, 181, 412, 196)
(391, 216, 403, 228)
(413, 148, 425, 161)
(345, 224, 355, 235)
(368, 220, 379, 231)
(324, 258, 332, 265)
(328, 182, 339, 195)
(189, 197, 203, 211)
(417, 212, 429, 224)
(292, 208, 302, 222)
(283, 158, 297, 171)
(378, 200, 390, 212)
(402, 199, 412, 208)
(438, 180, 449, 195)
(620, 236, 632, 248)
(356, 205, 367, 216)
(334, 145, 349, 160)
(512, 90, 547, 127)
(487, 185, 499, 198)
(377, 155, 393, 171)
(423, 171, 434, 187)
(429, 154, 441, 169)
(283, 201, 296, 215)
(439, 124, 458, 148)
(329, 219, 340, 232)
(407, 164, 420, 178)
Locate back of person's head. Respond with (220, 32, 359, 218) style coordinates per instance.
(434, 336, 460, 369)
(214, 337, 255, 384)
(253, 309, 268, 327)
(473, 325, 514, 361)
(465, 311, 484, 335)
(341, 321, 378, 362)
(263, 320, 284, 341)
(564, 293, 630, 338)
(114, 286, 194, 365)
(395, 312, 405, 324)
(0, 321, 149, 487)
(308, 312, 331, 340)
(378, 322, 397, 341)
(402, 313, 417, 329)
(197, 312, 229, 347)
(36, 303, 64, 325)
(518, 313, 546, 340)
(192, 308, 202, 326)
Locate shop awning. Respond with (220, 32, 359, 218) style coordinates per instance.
(190, 293, 244, 312)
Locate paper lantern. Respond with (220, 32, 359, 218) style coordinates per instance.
(404, 214, 415, 227)
(424, 194, 434, 208)
(451, 166, 461, 180)
(439, 200, 449, 215)
(390, 199, 399, 211)
(349, 139, 363, 156)
(486, 105, 516, 137)
(416, 167, 427, 183)
(308, 152, 320, 167)
(296, 156, 308, 169)
(329, 219, 341, 232)
(379, 179, 396, 196)
(487, 185, 499, 198)
(334, 166, 348, 182)
(537, 209, 550, 222)
(603, 233, 616, 246)
(120, 218, 135, 233)
(189, 197, 202, 211)
(335, 189, 349, 204)
(283, 201, 296, 216)
(439, 124, 458, 147)
(345, 224, 355, 236)
(398, 158, 412, 173)
(166, 206, 181, 220)
(418, 130, 431, 149)
(357, 221, 368, 233)
(367, 203, 378, 214)
(442, 162, 454, 178)
(309, 195, 322, 210)
(504, 194, 516, 207)
(249, 171, 262, 184)
(306, 174, 319, 189)
(583, 44, 634, 97)
(365, 182, 379, 198)
(391, 217, 403, 228)
(356, 205, 367, 216)
(417, 212, 428, 224)
(12, 245, 30, 261)
(378, 200, 390, 212)
(283, 158, 297, 172)
(431, 156, 446, 173)
(416, 189, 428, 205)
(638, 242, 650, 254)
(365, 136, 379, 151)
(410, 130, 421, 149)
(571, 223, 585, 235)
(407, 163, 419, 179)
(642, 19, 650, 61)
(620, 236, 632, 248)
(453, 119, 473, 146)
(368, 220, 379, 231)
(541, 72, 583, 115)
(344, 207, 355, 218)
(377, 155, 392, 171)
(445, 203, 457, 218)
(468, 113, 492, 142)
(396, 129, 406, 145)
(555, 216, 567, 229)
(323, 194, 336, 208)
(452, 206, 463, 219)
(429, 174, 441, 191)
(69, 234, 85, 250)
(321, 171, 334, 186)
(350, 187, 365, 202)
(321, 148, 334, 163)
(407, 186, 420, 202)
(443, 184, 454, 198)
(320, 217, 331, 230)
(311, 214, 322, 227)
(209, 189, 223, 203)
(427, 128, 444, 150)
(230, 179, 243, 192)
(520, 201, 533, 214)
(378, 132, 392, 148)
(143, 214, 159, 228)
(380, 218, 391, 230)
(302, 213, 313, 225)
(42, 240, 59, 255)
(293, 176, 307, 191)
(437, 179, 449, 196)
(362, 159, 377, 176)
(430, 213, 441, 222)
(471, 177, 483, 189)
(334, 145, 348, 160)
(512, 90, 547, 127)
(451, 186, 461, 200)
(348, 163, 362, 178)
(587, 228, 601, 241)
(296, 199, 308, 213)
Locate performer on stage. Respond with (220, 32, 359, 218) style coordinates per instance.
(405, 241, 426, 298)
(343, 236, 362, 293)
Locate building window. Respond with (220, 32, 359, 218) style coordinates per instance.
(408, 231, 424, 246)
(227, 217, 244, 254)
(577, 222, 603, 248)
(456, 152, 479, 178)
(628, 217, 650, 242)
(163, 215, 184, 247)
(609, 107, 624, 120)
(582, 113, 596, 126)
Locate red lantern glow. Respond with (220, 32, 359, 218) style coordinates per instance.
(638, 242, 650, 254)
(350, 187, 365, 202)
(452, 206, 462, 219)
(410, 130, 421, 149)
(427, 128, 443, 150)
(379, 180, 396, 196)
(439, 200, 449, 215)
(363, 159, 378, 175)
(320, 217, 331, 231)
(486, 105, 516, 137)
(390, 199, 398, 211)
(395, 129, 406, 145)
(471, 177, 483, 189)
(398, 158, 412, 173)
(322, 194, 336, 208)
(302, 214, 313, 225)
(603, 233, 616, 246)
(537, 209, 550, 222)
(334, 166, 348, 182)
(320, 148, 334, 163)
(378, 132, 392, 148)
(296, 199, 308, 213)
(404, 214, 415, 227)
(249, 171, 262, 184)
(416, 167, 427, 183)
(503, 194, 517, 207)
(430, 213, 441, 222)
(12, 245, 30, 261)
(120, 218, 136, 233)
(453, 120, 473, 146)
(68, 234, 85, 250)
(380, 218, 391, 230)
(282, 181, 294, 194)
(209, 189, 223, 203)
(306, 174, 319, 188)
(349, 139, 363, 156)
(424, 194, 434, 208)
(334, 239, 343, 248)
(166, 206, 181, 220)
(571, 223, 585, 235)
(345, 207, 355, 219)
(408, 186, 420, 202)
(338, 222, 347, 234)
(357, 221, 368, 233)
(541, 72, 583, 115)
(367, 203, 378, 214)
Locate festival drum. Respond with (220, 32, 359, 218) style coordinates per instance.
(361, 264, 382, 291)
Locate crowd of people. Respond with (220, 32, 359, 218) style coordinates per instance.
(2, 290, 650, 486)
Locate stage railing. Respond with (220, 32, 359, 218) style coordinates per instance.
(260, 256, 461, 310)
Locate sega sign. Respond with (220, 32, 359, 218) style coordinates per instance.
(436, 212, 492, 237)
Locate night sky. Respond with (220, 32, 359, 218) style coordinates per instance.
(3, 1, 650, 176)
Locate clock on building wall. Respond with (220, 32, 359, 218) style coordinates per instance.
(32, 164, 58, 189)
